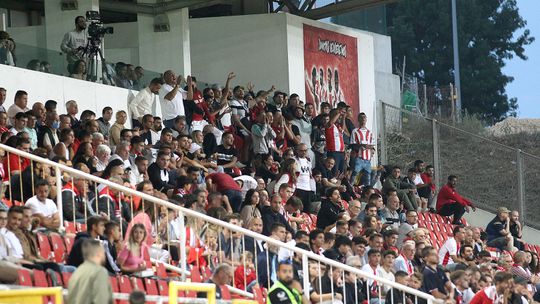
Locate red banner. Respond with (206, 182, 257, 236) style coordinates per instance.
(303, 24, 359, 115)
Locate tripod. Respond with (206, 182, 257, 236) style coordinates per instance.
(80, 36, 113, 84)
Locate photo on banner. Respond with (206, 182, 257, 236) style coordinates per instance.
(303, 24, 359, 115)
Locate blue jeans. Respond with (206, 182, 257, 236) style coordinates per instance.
(223, 189, 243, 213)
(351, 158, 372, 186)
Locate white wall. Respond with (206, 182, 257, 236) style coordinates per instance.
(6, 25, 45, 47)
(190, 13, 290, 90)
(0, 64, 134, 127)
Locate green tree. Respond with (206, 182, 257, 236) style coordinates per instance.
(387, 0, 533, 123)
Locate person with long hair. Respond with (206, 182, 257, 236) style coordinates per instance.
(70, 59, 86, 80)
(72, 142, 97, 173)
(239, 189, 262, 228)
(117, 223, 149, 273)
(273, 158, 298, 194)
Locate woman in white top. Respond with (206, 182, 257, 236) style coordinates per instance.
(239, 189, 262, 228)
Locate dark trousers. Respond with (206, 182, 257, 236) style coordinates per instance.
(438, 202, 466, 224)
(295, 189, 313, 213)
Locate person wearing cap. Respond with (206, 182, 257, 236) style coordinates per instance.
(485, 206, 515, 251)
(436, 175, 475, 225)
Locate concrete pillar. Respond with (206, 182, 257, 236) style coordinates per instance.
(136, 5, 191, 76)
(43, 0, 99, 51)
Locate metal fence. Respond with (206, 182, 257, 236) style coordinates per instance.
(0, 143, 440, 304)
(380, 102, 540, 229)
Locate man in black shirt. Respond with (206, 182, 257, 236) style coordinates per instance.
(261, 195, 294, 235)
(316, 187, 345, 231)
(421, 246, 453, 301)
(215, 132, 237, 175)
(147, 151, 175, 194)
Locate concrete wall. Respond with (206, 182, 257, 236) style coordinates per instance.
(190, 13, 290, 90)
(6, 25, 45, 47)
(0, 64, 134, 127)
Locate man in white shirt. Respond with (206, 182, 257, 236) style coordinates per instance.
(159, 71, 187, 129)
(361, 248, 383, 300)
(439, 225, 465, 267)
(294, 144, 315, 213)
(7, 90, 30, 126)
(397, 210, 419, 247)
(9, 112, 27, 136)
(129, 78, 163, 127)
(24, 180, 60, 230)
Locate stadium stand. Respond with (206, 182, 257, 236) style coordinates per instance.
(0, 24, 539, 304)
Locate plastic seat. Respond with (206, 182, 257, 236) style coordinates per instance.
(32, 269, 49, 287)
(17, 268, 33, 286)
(133, 277, 145, 291)
(145, 278, 159, 295)
(50, 233, 67, 263)
(76, 223, 87, 232)
(155, 262, 168, 278)
(118, 275, 133, 304)
(64, 221, 77, 234)
(156, 279, 168, 296)
(252, 286, 266, 304)
(190, 266, 202, 283)
(220, 284, 232, 300)
(36, 232, 53, 261)
(62, 272, 72, 288)
(64, 235, 75, 253)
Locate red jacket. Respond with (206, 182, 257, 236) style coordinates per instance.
(436, 184, 473, 212)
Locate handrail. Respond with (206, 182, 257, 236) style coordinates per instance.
(382, 101, 540, 159)
(0, 143, 440, 303)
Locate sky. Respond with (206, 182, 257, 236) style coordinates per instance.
(503, 0, 540, 118)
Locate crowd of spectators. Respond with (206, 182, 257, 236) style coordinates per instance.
(0, 64, 538, 304)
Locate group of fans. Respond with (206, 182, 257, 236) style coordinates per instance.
(0, 68, 537, 304)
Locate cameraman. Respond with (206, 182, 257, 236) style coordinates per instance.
(60, 16, 88, 72)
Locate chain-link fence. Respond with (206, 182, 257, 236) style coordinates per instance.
(380, 102, 540, 229)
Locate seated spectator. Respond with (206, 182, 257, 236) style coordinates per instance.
(379, 250, 397, 297)
(436, 175, 475, 225)
(381, 194, 405, 229)
(397, 210, 419, 247)
(382, 166, 417, 211)
(485, 207, 515, 251)
(234, 251, 256, 290)
(72, 142, 97, 173)
(70, 60, 86, 80)
(109, 111, 127, 147)
(469, 271, 513, 303)
(148, 151, 175, 195)
(67, 216, 107, 267)
(450, 270, 475, 304)
(509, 210, 524, 250)
(94, 144, 111, 172)
(385, 270, 410, 304)
(198, 264, 233, 299)
(316, 187, 345, 231)
(421, 246, 453, 300)
(117, 223, 149, 274)
(394, 240, 416, 276)
(438, 226, 465, 267)
(239, 189, 261, 229)
(24, 180, 60, 230)
(323, 234, 352, 263)
(9, 112, 27, 136)
(361, 248, 383, 300)
(205, 172, 243, 212)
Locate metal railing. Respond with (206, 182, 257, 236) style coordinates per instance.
(0, 143, 440, 304)
(380, 101, 540, 228)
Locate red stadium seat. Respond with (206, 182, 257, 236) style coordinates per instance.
(145, 278, 159, 295)
(36, 232, 53, 260)
(50, 233, 67, 263)
(64, 221, 76, 234)
(252, 286, 266, 304)
(17, 269, 33, 286)
(201, 266, 212, 281)
(132, 277, 145, 291)
(155, 262, 168, 278)
(110, 276, 119, 293)
(190, 266, 202, 282)
(156, 279, 168, 296)
(64, 235, 75, 253)
(118, 275, 133, 304)
(220, 285, 232, 300)
(76, 223, 87, 232)
(32, 269, 48, 287)
(62, 272, 72, 288)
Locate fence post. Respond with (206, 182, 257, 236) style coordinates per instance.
(423, 84, 428, 117)
(516, 149, 525, 222)
(302, 254, 309, 298)
(432, 119, 441, 189)
(178, 211, 187, 281)
(55, 166, 64, 231)
(380, 101, 388, 165)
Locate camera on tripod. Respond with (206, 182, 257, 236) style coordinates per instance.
(86, 10, 113, 39)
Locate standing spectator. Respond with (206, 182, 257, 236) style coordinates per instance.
(325, 108, 347, 175)
(0, 32, 15, 66)
(159, 70, 187, 128)
(206, 172, 243, 212)
(97, 107, 113, 137)
(129, 78, 163, 127)
(436, 175, 475, 225)
(294, 143, 315, 213)
(7, 90, 30, 126)
(485, 207, 514, 252)
(60, 16, 88, 72)
(67, 239, 113, 304)
(350, 112, 375, 186)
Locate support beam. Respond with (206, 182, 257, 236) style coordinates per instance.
(300, 0, 397, 20)
(99, 0, 223, 15)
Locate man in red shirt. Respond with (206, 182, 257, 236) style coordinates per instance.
(469, 271, 513, 304)
(206, 172, 243, 212)
(436, 175, 475, 225)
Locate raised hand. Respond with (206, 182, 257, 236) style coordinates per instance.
(227, 72, 236, 80)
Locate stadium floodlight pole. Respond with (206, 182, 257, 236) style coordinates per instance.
(451, 0, 462, 120)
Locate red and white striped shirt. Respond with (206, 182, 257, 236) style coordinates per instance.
(439, 237, 460, 266)
(325, 123, 345, 152)
(351, 127, 374, 160)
